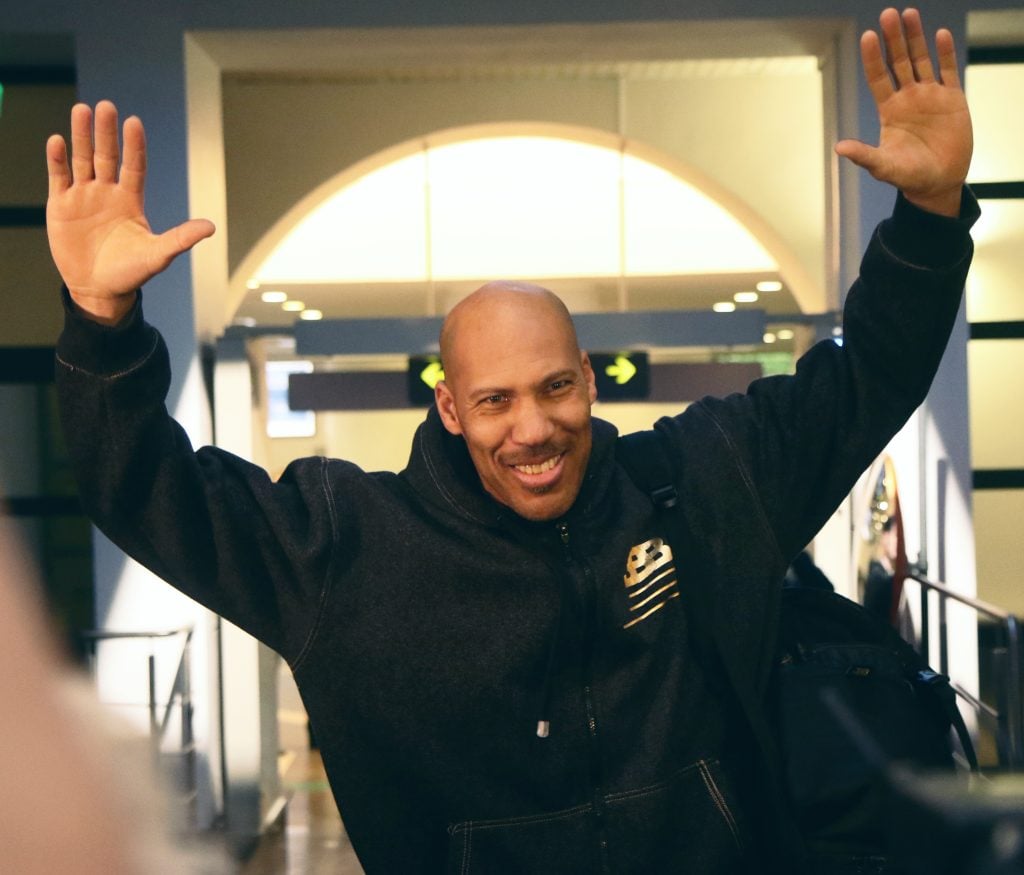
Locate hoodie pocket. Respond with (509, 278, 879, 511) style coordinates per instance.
(602, 758, 747, 871)
(446, 802, 597, 875)
(446, 758, 746, 874)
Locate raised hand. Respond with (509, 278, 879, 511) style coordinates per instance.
(836, 7, 973, 217)
(46, 101, 215, 324)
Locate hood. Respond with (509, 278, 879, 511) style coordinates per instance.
(399, 405, 621, 533)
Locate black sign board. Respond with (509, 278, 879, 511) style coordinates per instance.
(408, 355, 445, 406)
(589, 351, 650, 400)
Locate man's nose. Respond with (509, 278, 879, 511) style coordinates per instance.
(510, 398, 556, 446)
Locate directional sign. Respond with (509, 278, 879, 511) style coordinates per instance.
(409, 352, 648, 406)
(589, 351, 649, 400)
(407, 355, 445, 406)
(605, 354, 637, 385)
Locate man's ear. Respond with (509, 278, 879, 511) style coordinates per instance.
(434, 381, 463, 435)
(580, 351, 598, 405)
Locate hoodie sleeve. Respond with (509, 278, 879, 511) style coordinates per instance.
(55, 290, 339, 664)
(667, 188, 979, 566)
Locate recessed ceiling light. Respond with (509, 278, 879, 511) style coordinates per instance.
(299, 309, 324, 321)
(261, 290, 288, 303)
(734, 291, 759, 304)
(232, 316, 257, 327)
(777, 328, 795, 340)
(763, 332, 777, 343)
(712, 301, 736, 313)
(282, 300, 305, 312)
(756, 280, 783, 293)
(246, 279, 261, 290)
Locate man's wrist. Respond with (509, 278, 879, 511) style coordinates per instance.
(67, 290, 138, 326)
(901, 186, 963, 219)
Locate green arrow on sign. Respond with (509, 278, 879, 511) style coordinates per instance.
(605, 355, 637, 385)
(420, 360, 445, 389)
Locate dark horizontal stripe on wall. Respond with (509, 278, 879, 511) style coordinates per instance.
(973, 470, 1024, 490)
(968, 46, 1024, 65)
(2, 495, 82, 517)
(970, 181, 1024, 200)
(0, 206, 46, 227)
(0, 346, 56, 383)
(289, 361, 763, 410)
(0, 64, 76, 85)
(970, 321, 1024, 341)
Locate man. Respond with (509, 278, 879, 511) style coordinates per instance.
(49, 8, 976, 872)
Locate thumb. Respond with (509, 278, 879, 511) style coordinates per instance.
(834, 139, 880, 174)
(153, 218, 216, 268)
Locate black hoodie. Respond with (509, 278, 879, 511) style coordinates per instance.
(55, 192, 977, 873)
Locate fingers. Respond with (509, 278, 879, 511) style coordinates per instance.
(59, 100, 149, 196)
(935, 28, 961, 89)
(860, 30, 894, 106)
(835, 138, 880, 176)
(46, 135, 71, 198)
(901, 9, 936, 83)
(70, 103, 95, 184)
(879, 8, 916, 87)
(92, 101, 121, 184)
(862, 9, 963, 101)
(154, 219, 217, 268)
(119, 115, 147, 195)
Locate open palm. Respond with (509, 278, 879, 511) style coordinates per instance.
(46, 101, 214, 321)
(836, 8, 972, 217)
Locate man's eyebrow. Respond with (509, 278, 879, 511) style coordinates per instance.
(465, 369, 577, 403)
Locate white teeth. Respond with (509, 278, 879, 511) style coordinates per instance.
(514, 455, 561, 475)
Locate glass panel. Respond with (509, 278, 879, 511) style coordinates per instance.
(968, 338, 1024, 469)
(257, 151, 429, 283)
(428, 137, 621, 280)
(967, 198, 1024, 323)
(967, 63, 1024, 182)
(623, 154, 775, 275)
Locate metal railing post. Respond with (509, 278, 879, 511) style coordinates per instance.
(1005, 616, 1024, 768)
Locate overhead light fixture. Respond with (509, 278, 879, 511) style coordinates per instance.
(777, 328, 795, 341)
(712, 302, 736, 313)
(756, 280, 783, 293)
(734, 291, 759, 304)
(282, 300, 305, 312)
(246, 278, 261, 290)
(261, 290, 288, 303)
(299, 309, 324, 321)
(763, 332, 777, 344)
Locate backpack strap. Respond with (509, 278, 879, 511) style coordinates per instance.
(616, 427, 810, 873)
(918, 669, 980, 772)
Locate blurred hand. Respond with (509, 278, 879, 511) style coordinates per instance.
(46, 101, 215, 324)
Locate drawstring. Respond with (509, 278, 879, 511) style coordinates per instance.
(498, 515, 574, 740)
(535, 588, 564, 738)
(535, 522, 577, 739)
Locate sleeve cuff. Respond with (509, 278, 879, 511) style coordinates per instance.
(880, 186, 981, 270)
(56, 286, 157, 376)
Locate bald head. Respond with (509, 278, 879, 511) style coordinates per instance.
(433, 281, 598, 520)
(440, 281, 580, 388)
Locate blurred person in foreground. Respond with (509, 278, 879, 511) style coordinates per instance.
(0, 501, 228, 874)
(45, 8, 976, 873)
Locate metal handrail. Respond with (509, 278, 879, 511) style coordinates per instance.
(902, 574, 1024, 770)
(80, 627, 196, 824)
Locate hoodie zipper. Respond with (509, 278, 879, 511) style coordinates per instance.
(557, 522, 611, 871)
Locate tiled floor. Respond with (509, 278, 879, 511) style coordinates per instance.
(239, 749, 364, 875)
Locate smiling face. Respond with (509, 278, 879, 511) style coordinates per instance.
(435, 283, 598, 522)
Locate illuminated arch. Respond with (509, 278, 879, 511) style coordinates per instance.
(228, 122, 816, 318)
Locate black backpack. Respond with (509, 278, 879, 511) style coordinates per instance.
(616, 429, 978, 874)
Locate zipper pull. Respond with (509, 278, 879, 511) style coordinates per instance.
(558, 523, 570, 546)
